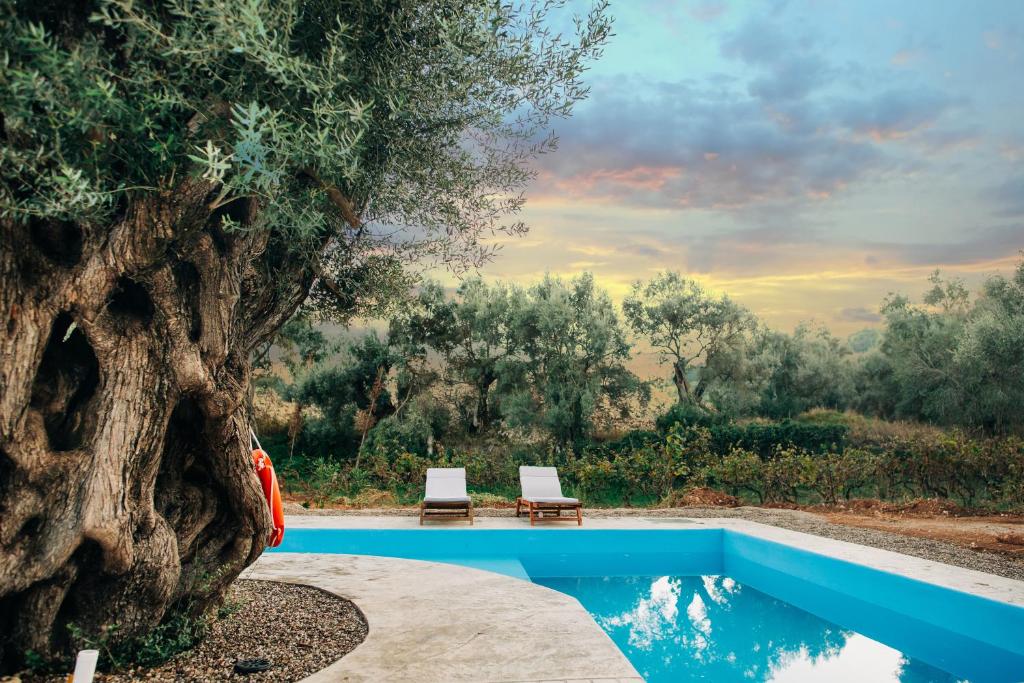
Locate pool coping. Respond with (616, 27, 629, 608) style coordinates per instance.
(283, 514, 1024, 608)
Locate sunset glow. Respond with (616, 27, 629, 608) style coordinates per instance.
(434, 0, 1024, 337)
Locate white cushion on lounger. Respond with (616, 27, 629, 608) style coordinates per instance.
(523, 496, 579, 505)
(424, 467, 470, 503)
(520, 466, 573, 501)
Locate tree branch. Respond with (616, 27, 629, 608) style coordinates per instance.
(301, 167, 362, 231)
(315, 270, 353, 307)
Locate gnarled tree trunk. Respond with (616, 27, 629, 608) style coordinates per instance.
(0, 182, 313, 670)
(672, 360, 692, 404)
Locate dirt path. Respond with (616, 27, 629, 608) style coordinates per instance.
(815, 511, 1024, 559)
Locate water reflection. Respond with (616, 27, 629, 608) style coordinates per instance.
(536, 575, 965, 683)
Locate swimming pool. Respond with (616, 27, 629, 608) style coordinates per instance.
(272, 527, 1024, 682)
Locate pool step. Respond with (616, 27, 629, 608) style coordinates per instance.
(441, 557, 531, 580)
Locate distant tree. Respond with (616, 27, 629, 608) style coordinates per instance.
(389, 278, 521, 431)
(702, 323, 853, 418)
(697, 324, 775, 417)
(850, 263, 1024, 432)
(873, 283, 966, 424)
(952, 261, 1024, 432)
(293, 332, 397, 458)
(923, 269, 971, 312)
(623, 272, 755, 406)
(850, 351, 899, 418)
(0, 0, 611, 660)
(253, 313, 334, 379)
(757, 323, 853, 418)
(847, 327, 881, 353)
(504, 273, 647, 445)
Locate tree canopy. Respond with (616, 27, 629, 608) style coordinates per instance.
(3, 0, 612, 313)
(623, 271, 754, 406)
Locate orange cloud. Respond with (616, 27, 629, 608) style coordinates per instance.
(539, 165, 684, 197)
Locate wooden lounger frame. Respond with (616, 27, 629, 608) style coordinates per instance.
(515, 498, 583, 526)
(419, 500, 474, 525)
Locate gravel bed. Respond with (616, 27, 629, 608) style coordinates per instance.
(288, 503, 1024, 582)
(19, 580, 367, 683)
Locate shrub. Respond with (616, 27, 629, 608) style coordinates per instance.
(597, 428, 662, 452)
(762, 449, 817, 504)
(808, 449, 882, 504)
(295, 410, 360, 461)
(707, 421, 848, 458)
(470, 492, 515, 507)
(655, 403, 728, 432)
(351, 488, 400, 507)
(657, 405, 848, 457)
(363, 414, 433, 457)
(700, 448, 765, 502)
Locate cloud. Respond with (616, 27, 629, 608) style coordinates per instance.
(1000, 142, 1024, 162)
(569, 241, 672, 260)
(680, 224, 818, 274)
(722, 17, 831, 105)
(983, 27, 1020, 57)
(864, 224, 1024, 266)
(747, 53, 831, 103)
(531, 10, 965, 216)
(687, 0, 727, 22)
(534, 77, 885, 212)
(833, 88, 960, 141)
(720, 18, 794, 66)
(910, 127, 979, 154)
(988, 177, 1024, 217)
(836, 306, 882, 323)
(891, 49, 924, 66)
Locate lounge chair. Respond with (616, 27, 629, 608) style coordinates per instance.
(420, 467, 474, 525)
(516, 466, 583, 526)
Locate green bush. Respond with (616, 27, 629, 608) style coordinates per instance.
(656, 405, 849, 457)
(655, 403, 728, 432)
(708, 421, 848, 458)
(595, 429, 662, 452)
(295, 410, 360, 461)
(364, 414, 434, 456)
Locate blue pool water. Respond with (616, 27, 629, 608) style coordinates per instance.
(272, 528, 1024, 682)
(536, 575, 962, 682)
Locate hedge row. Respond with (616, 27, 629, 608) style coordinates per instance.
(654, 403, 848, 457)
(275, 421, 1024, 512)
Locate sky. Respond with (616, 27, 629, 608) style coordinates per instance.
(434, 0, 1024, 339)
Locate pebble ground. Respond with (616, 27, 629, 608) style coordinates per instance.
(15, 580, 367, 683)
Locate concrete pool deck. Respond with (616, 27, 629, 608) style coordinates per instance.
(244, 515, 1024, 681)
(245, 552, 643, 683)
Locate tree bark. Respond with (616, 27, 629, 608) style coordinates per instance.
(0, 184, 314, 670)
(473, 370, 496, 431)
(672, 360, 693, 404)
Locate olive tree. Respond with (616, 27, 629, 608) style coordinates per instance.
(623, 272, 754, 406)
(0, 0, 609, 667)
(389, 278, 522, 431)
(503, 273, 646, 445)
(861, 264, 1024, 432)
